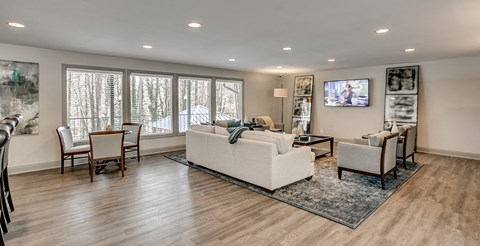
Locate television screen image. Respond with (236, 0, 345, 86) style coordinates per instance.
(324, 79, 369, 107)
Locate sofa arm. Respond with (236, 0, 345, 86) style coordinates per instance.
(337, 142, 382, 174)
(271, 146, 314, 190)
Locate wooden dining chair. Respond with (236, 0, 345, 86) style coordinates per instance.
(56, 126, 90, 174)
(122, 123, 142, 161)
(88, 130, 125, 182)
(0, 123, 15, 214)
(0, 126, 11, 233)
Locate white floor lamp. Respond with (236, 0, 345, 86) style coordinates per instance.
(274, 87, 288, 125)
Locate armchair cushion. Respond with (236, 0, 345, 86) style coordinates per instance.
(368, 131, 392, 147)
(256, 116, 284, 131)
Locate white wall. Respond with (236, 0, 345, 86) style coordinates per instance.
(0, 43, 280, 173)
(281, 56, 480, 159)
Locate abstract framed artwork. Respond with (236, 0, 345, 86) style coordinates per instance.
(294, 75, 314, 96)
(292, 96, 312, 117)
(0, 60, 39, 135)
(385, 65, 419, 95)
(291, 117, 311, 135)
(384, 95, 418, 123)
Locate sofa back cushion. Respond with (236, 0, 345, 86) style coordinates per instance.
(398, 124, 415, 136)
(242, 131, 295, 154)
(368, 131, 392, 147)
(191, 124, 215, 133)
(214, 126, 230, 136)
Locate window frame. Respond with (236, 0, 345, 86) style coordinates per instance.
(126, 70, 176, 139)
(63, 64, 244, 140)
(62, 64, 126, 142)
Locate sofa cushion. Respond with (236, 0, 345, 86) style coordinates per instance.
(191, 124, 215, 133)
(242, 131, 295, 154)
(214, 126, 229, 136)
(368, 131, 391, 147)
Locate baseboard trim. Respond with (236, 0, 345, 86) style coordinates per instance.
(416, 146, 480, 160)
(10, 144, 186, 175)
(336, 138, 479, 160)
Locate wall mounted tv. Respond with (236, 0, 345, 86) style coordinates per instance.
(324, 79, 369, 107)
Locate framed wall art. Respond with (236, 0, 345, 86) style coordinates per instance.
(384, 95, 418, 123)
(0, 60, 39, 135)
(384, 65, 419, 127)
(385, 65, 419, 95)
(294, 75, 314, 96)
(292, 75, 314, 134)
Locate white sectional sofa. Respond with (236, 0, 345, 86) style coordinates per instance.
(186, 125, 314, 192)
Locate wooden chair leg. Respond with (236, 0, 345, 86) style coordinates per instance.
(381, 175, 385, 190)
(0, 210, 7, 233)
(136, 147, 140, 162)
(120, 155, 125, 178)
(3, 169, 13, 212)
(403, 157, 407, 169)
(0, 223, 5, 246)
(0, 194, 10, 223)
(71, 155, 74, 167)
(61, 156, 65, 174)
(394, 168, 397, 179)
(338, 168, 343, 179)
(89, 160, 93, 183)
(411, 154, 415, 163)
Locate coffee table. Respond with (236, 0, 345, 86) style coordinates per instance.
(293, 135, 334, 157)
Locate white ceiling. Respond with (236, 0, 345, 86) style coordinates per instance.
(1, 0, 479, 74)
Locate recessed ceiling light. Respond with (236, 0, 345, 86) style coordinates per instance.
(188, 22, 202, 28)
(228, 58, 236, 62)
(328, 59, 335, 62)
(375, 28, 389, 34)
(283, 47, 292, 51)
(405, 48, 415, 52)
(7, 22, 25, 28)
(142, 45, 153, 49)
(276, 66, 283, 69)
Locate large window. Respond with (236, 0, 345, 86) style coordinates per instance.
(129, 73, 173, 135)
(178, 77, 211, 132)
(64, 65, 243, 139)
(216, 80, 243, 121)
(66, 68, 123, 141)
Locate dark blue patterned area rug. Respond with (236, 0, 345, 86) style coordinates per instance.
(165, 152, 423, 229)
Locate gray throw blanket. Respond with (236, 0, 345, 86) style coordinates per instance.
(227, 126, 249, 144)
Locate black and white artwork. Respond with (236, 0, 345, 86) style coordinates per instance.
(384, 95, 418, 123)
(0, 60, 39, 135)
(386, 66, 419, 94)
(294, 75, 314, 96)
(292, 117, 310, 134)
(292, 97, 311, 117)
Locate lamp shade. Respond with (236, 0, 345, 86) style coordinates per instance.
(273, 88, 288, 98)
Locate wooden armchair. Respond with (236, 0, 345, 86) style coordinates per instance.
(337, 132, 399, 189)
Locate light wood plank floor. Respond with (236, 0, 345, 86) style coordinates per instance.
(4, 151, 480, 245)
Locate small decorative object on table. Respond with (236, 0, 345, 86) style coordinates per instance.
(299, 135, 309, 141)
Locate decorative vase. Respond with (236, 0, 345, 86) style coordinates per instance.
(391, 121, 399, 133)
(292, 127, 300, 137)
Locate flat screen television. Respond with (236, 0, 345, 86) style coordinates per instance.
(324, 79, 369, 107)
